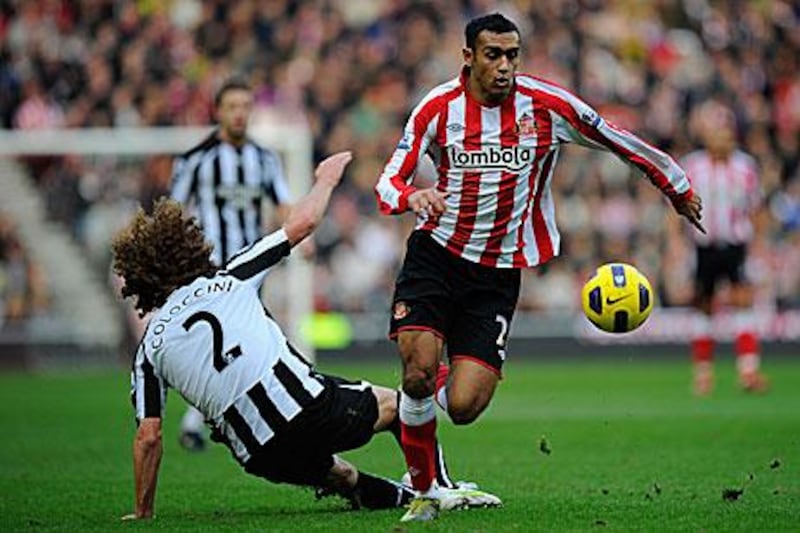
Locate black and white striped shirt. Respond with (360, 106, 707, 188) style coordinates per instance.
(130, 229, 324, 464)
(171, 132, 292, 264)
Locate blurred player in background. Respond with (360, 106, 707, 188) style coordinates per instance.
(170, 76, 293, 451)
(680, 101, 767, 395)
(375, 13, 704, 522)
(113, 153, 497, 520)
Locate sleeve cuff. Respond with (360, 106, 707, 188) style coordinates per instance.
(670, 188, 693, 204)
(397, 185, 418, 213)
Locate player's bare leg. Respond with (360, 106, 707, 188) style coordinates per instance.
(446, 358, 499, 424)
(397, 330, 442, 521)
(429, 358, 503, 509)
(373, 383, 457, 490)
(386, 369, 502, 510)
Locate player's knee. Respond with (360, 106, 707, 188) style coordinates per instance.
(370, 386, 398, 431)
(402, 367, 435, 398)
(447, 397, 488, 425)
(398, 332, 440, 398)
(327, 457, 358, 491)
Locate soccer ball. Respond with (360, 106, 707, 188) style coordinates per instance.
(581, 263, 654, 333)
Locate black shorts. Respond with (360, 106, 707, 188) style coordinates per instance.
(243, 374, 378, 487)
(389, 230, 521, 374)
(695, 244, 747, 299)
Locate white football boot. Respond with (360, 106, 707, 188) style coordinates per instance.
(400, 473, 503, 511)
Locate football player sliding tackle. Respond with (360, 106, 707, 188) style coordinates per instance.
(114, 152, 498, 520)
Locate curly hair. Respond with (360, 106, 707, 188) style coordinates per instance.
(111, 197, 215, 316)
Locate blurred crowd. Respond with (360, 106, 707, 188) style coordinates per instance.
(0, 213, 49, 328)
(1, 0, 799, 318)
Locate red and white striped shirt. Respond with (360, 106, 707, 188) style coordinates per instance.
(680, 149, 760, 246)
(375, 70, 693, 268)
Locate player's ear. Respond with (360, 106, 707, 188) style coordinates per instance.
(462, 46, 474, 68)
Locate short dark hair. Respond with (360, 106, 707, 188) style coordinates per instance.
(214, 76, 251, 107)
(465, 13, 520, 50)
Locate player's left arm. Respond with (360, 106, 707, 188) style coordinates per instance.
(543, 85, 704, 232)
(225, 151, 352, 287)
(259, 148, 294, 224)
(258, 147, 318, 256)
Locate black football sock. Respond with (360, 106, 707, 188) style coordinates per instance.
(388, 391, 455, 489)
(352, 471, 415, 509)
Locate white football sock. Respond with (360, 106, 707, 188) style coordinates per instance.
(399, 392, 435, 427)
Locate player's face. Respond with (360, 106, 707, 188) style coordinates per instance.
(216, 89, 253, 143)
(705, 123, 736, 157)
(463, 30, 520, 104)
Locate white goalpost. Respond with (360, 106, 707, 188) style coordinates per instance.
(0, 116, 316, 359)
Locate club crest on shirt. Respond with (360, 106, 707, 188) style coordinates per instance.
(516, 113, 537, 137)
(393, 301, 411, 320)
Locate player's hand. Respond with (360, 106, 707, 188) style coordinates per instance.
(673, 192, 706, 234)
(408, 188, 448, 217)
(297, 236, 316, 260)
(315, 151, 353, 187)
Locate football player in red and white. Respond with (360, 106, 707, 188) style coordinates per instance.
(681, 101, 767, 395)
(376, 12, 704, 522)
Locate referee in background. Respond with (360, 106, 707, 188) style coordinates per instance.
(170, 76, 293, 451)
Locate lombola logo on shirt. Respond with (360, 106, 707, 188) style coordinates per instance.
(448, 145, 533, 172)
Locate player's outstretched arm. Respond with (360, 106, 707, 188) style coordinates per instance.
(224, 152, 352, 285)
(123, 417, 163, 520)
(283, 151, 352, 246)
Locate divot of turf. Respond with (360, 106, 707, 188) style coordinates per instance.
(538, 436, 552, 455)
(722, 488, 744, 501)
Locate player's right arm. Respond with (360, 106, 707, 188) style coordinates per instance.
(225, 151, 352, 287)
(375, 89, 449, 217)
(126, 342, 167, 520)
(130, 417, 162, 519)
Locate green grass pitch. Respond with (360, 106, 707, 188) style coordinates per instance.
(1, 355, 798, 531)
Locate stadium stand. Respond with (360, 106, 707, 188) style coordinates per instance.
(0, 158, 121, 363)
(0, 1, 798, 354)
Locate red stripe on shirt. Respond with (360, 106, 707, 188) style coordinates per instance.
(531, 150, 556, 264)
(513, 105, 554, 267)
(480, 96, 520, 266)
(447, 95, 483, 257)
(422, 100, 452, 233)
